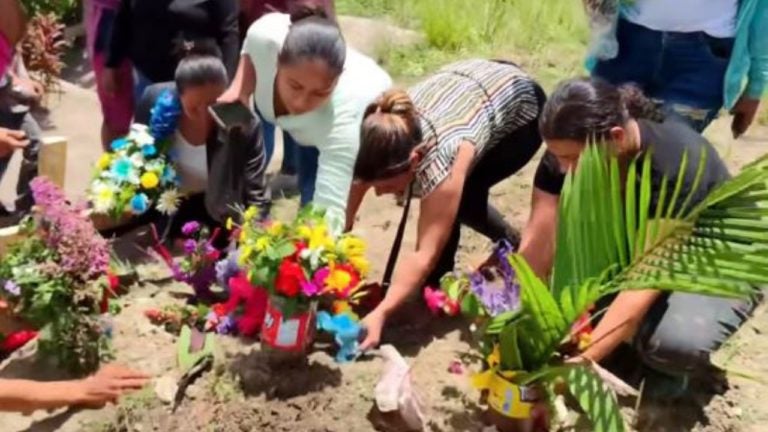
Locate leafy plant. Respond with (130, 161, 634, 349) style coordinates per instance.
(0, 178, 113, 375)
(21, 0, 80, 24)
(19, 12, 69, 97)
(460, 145, 768, 431)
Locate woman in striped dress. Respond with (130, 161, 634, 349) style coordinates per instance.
(348, 59, 546, 349)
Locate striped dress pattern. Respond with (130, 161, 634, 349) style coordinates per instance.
(409, 59, 540, 196)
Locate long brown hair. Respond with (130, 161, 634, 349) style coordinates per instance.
(354, 89, 424, 181)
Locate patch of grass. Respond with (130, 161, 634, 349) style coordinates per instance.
(353, 0, 590, 89)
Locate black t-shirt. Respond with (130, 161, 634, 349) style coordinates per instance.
(533, 119, 731, 214)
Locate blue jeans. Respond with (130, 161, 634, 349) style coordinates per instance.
(593, 18, 735, 132)
(259, 116, 319, 206)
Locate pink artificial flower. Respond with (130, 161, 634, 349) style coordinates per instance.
(423, 287, 448, 315)
(301, 280, 322, 297)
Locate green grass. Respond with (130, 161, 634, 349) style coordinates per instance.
(339, 0, 590, 89)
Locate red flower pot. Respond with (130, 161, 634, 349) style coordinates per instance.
(260, 295, 317, 355)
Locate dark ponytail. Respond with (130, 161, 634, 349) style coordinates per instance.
(173, 39, 228, 94)
(539, 77, 663, 143)
(279, 1, 346, 76)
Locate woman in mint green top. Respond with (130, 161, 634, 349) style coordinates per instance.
(585, 0, 767, 136)
(219, 5, 392, 227)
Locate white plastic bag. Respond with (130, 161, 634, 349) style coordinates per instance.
(374, 345, 426, 431)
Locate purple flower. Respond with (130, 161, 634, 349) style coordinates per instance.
(468, 240, 520, 316)
(3, 280, 21, 296)
(182, 221, 201, 236)
(183, 239, 198, 254)
(30, 177, 110, 280)
(216, 315, 237, 335)
(215, 252, 240, 290)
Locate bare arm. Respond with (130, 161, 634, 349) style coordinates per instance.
(360, 143, 473, 352)
(581, 289, 662, 362)
(0, 364, 148, 412)
(518, 187, 559, 279)
(220, 54, 257, 105)
(0, 0, 26, 45)
(345, 180, 370, 232)
(0, 379, 86, 412)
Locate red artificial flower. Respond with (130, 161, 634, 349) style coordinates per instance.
(212, 303, 228, 317)
(107, 271, 120, 290)
(225, 272, 267, 337)
(292, 241, 307, 260)
(274, 258, 306, 298)
(206, 249, 221, 262)
(1, 330, 38, 353)
(144, 309, 163, 323)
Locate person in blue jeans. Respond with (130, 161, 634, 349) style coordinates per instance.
(585, 0, 768, 136)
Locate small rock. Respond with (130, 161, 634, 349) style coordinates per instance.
(154, 375, 178, 404)
(447, 359, 465, 375)
(728, 407, 743, 418)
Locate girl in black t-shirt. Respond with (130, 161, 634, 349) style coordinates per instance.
(520, 77, 754, 391)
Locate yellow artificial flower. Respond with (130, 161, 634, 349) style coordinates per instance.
(297, 224, 311, 240)
(255, 236, 270, 252)
(327, 267, 353, 291)
(140, 172, 160, 189)
(226, 217, 234, 231)
(339, 236, 366, 257)
(267, 221, 284, 236)
(97, 153, 112, 170)
(243, 206, 257, 222)
(488, 344, 501, 369)
(239, 245, 254, 265)
(239, 229, 247, 242)
(308, 225, 334, 250)
(348, 256, 370, 276)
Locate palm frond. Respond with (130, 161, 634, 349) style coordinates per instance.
(566, 365, 627, 432)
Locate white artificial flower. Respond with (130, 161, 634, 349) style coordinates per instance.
(157, 189, 183, 214)
(130, 152, 145, 168)
(90, 181, 117, 213)
(130, 124, 155, 147)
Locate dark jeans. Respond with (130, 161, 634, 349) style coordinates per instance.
(0, 108, 41, 213)
(425, 85, 546, 287)
(633, 291, 756, 378)
(593, 18, 734, 132)
(259, 113, 319, 206)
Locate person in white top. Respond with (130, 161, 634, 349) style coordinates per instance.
(219, 3, 392, 226)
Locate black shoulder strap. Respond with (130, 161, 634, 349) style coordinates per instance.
(381, 182, 414, 291)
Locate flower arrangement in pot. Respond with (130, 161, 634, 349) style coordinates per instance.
(88, 90, 183, 221)
(235, 206, 370, 356)
(0, 177, 114, 375)
(435, 146, 768, 431)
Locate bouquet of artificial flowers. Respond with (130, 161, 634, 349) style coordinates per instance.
(89, 90, 183, 218)
(0, 177, 113, 374)
(235, 206, 370, 352)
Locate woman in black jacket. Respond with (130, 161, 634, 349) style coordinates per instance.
(105, 0, 240, 105)
(133, 42, 270, 243)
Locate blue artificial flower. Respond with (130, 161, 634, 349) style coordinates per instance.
(149, 90, 182, 141)
(317, 311, 362, 363)
(130, 193, 150, 215)
(142, 144, 158, 157)
(110, 157, 137, 183)
(110, 138, 129, 152)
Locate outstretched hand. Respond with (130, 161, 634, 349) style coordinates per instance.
(359, 308, 386, 352)
(74, 364, 150, 408)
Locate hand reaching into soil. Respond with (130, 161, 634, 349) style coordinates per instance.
(360, 308, 386, 351)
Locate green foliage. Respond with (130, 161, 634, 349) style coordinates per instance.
(566, 366, 626, 432)
(488, 145, 768, 429)
(21, 0, 80, 23)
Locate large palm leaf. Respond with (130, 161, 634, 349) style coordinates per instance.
(551, 145, 768, 327)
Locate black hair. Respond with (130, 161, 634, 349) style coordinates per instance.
(539, 77, 664, 143)
(173, 39, 228, 94)
(278, 2, 346, 76)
